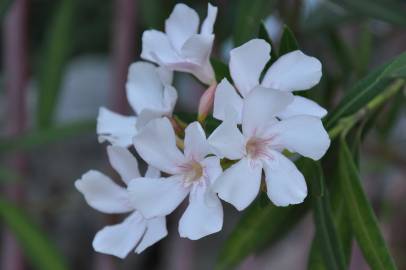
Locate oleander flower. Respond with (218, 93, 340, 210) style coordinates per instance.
(75, 146, 166, 258)
(213, 39, 327, 123)
(128, 118, 223, 240)
(208, 87, 330, 210)
(141, 3, 218, 84)
(97, 61, 177, 147)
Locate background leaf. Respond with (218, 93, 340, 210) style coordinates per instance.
(338, 138, 397, 270)
(278, 25, 299, 56)
(36, 0, 74, 129)
(0, 198, 69, 270)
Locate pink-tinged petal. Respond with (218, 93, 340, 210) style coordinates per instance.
(213, 158, 262, 210)
(262, 151, 307, 206)
(201, 3, 218, 35)
(278, 95, 327, 119)
(107, 146, 140, 185)
(145, 166, 161, 178)
(92, 212, 146, 259)
(242, 87, 293, 137)
(165, 4, 199, 52)
(230, 39, 271, 97)
(179, 185, 223, 240)
(198, 83, 217, 121)
(262, 50, 322, 92)
(126, 62, 167, 115)
(201, 156, 222, 185)
(75, 170, 133, 214)
(135, 216, 167, 254)
(133, 117, 186, 174)
(97, 107, 137, 147)
(184, 121, 210, 161)
(266, 115, 330, 160)
(208, 110, 246, 160)
(213, 78, 243, 122)
(127, 176, 189, 218)
(141, 30, 179, 64)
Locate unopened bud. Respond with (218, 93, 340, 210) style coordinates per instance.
(198, 83, 217, 123)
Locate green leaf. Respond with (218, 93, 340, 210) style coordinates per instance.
(215, 197, 307, 270)
(211, 58, 231, 83)
(233, 0, 275, 46)
(0, 198, 69, 270)
(330, 0, 406, 26)
(37, 0, 74, 129)
(0, 120, 95, 154)
(338, 138, 397, 270)
(308, 162, 346, 270)
(278, 25, 299, 56)
(325, 51, 406, 130)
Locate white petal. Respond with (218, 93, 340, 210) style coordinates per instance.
(135, 109, 164, 130)
(126, 62, 167, 115)
(184, 121, 210, 161)
(208, 111, 246, 160)
(242, 87, 293, 137)
(262, 50, 322, 92)
(278, 95, 327, 119)
(230, 39, 271, 97)
(201, 156, 223, 185)
(179, 186, 223, 240)
(213, 78, 244, 122)
(145, 166, 161, 178)
(141, 30, 179, 64)
(201, 3, 218, 35)
(75, 170, 132, 214)
(127, 176, 189, 218)
(162, 85, 178, 115)
(107, 146, 140, 185)
(213, 158, 262, 210)
(96, 107, 137, 147)
(135, 216, 167, 254)
(262, 151, 307, 206)
(165, 4, 199, 52)
(133, 117, 186, 174)
(266, 116, 330, 160)
(157, 66, 173, 85)
(93, 212, 146, 259)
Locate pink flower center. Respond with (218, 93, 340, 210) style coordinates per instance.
(181, 160, 204, 185)
(245, 137, 272, 160)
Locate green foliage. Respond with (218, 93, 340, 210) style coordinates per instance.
(0, 120, 95, 154)
(0, 198, 69, 270)
(325, 52, 406, 130)
(0, 0, 12, 20)
(278, 25, 299, 56)
(339, 138, 397, 270)
(36, 0, 74, 129)
(211, 58, 231, 83)
(258, 22, 278, 64)
(233, 0, 275, 46)
(330, 0, 406, 26)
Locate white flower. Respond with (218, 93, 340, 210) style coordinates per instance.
(75, 146, 166, 258)
(97, 61, 177, 147)
(141, 3, 218, 85)
(208, 87, 330, 210)
(213, 39, 327, 123)
(128, 118, 223, 240)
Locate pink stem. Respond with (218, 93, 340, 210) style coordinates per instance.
(1, 0, 29, 269)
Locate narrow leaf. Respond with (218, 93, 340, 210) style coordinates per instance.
(325, 51, 406, 129)
(211, 58, 231, 83)
(37, 0, 74, 128)
(0, 120, 95, 154)
(278, 25, 299, 56)
(339, 138, 397, 270)
(0, 198, 69, 270)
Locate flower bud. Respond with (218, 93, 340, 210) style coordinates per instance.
(198, 83, 217, 123)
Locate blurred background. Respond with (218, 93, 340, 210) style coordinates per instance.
(0, 0, 405, 269)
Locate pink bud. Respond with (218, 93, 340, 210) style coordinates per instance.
(198, 83, 217, 123)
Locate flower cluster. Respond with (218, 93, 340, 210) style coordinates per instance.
(75, 3, 330, 258)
